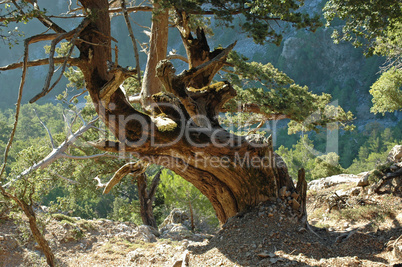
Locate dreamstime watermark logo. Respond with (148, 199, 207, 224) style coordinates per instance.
(62, 99, 342, 172)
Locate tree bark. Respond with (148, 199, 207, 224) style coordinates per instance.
(137, 172, 160, 228)
(140, 2, 169, 113)
(77, 0, 296, 224)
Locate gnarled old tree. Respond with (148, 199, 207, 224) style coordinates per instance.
(1, 0, 353, 224)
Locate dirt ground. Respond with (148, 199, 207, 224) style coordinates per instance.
(0, 181, 401, 267)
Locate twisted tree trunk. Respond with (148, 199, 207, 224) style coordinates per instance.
(78, 0, 296, 224)
(137, 171, 161, 228)
(0, 189, 55, 266)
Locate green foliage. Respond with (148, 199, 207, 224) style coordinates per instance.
(374, 21, 402, 64)
(370, 68, 402, 114)
(223, 51, 354, 134)
(52, 213, 77, 223)
(276, 135, 344, 181)
(162, 0, 321, 45)
(324, 0, 402, 115)
(0, 1, 39, 47)
(324, 0, 402, 55)
(108, 197, 142, 225)
(310, 153, 345, 180)
(347, 124, 401, 174)
(158, 169, 219, 230)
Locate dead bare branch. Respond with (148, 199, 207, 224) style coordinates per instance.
(3, 117, 99, 188)
(69, 89, 88, 103)
(30, 18, 91, 103)
(49, 171, 78, 184)
(0, 33, 51, 179)
(166, 54, 189, 63)
(128, 93, 141, 103)
(108, 5, 153, 14)
(120, 0, 142, 85)
(62, 153, 123, 160)
(33, 109, 55, 149)
(94, 176, 106, 189)
(246, 120, 266, 135)
(0, 57, 82, 71)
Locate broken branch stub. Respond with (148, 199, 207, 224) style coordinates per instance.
(103, 161, 147, 194)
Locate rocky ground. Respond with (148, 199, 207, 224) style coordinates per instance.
(1, 146, 402, 266)
(0, 176, 401, 267)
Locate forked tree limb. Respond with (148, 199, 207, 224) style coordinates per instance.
(181, 41, 237, 86)
(33, 109, 56, 149)
(3, 117, 99, 188)
(154, 43, 237, 126)
(99, 65, 137, 106)
(30, 18, 91, 103)
(166, 54, 189, 63)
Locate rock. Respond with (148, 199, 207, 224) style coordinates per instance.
(298, 227, 307, 233)
(172, 250, 189, 267)
(270, 258, 279, 264)
(393, 236, 402, 260)
(160, 223, 194, 241)
(387, 145, 402, 163)
(160, 209, 190, 229)
(357, 172, 370, 187)
(291, 192, 299, 199)
(279, 187, 287, 198)
(394, 245, 402, 260)
(390, 164, 399, 172)
(335, 189, 348, 198)
(2, 235, 18, 250)
(116, 223, 130, 232)
(134, 225, 157, 242)
(291, 199, 300, 210)
(308, 174, 360, 191)
(349, 187, 361, 196)
(0, 235, 4, 241)
(257, 252, 276, 258)
(127, 248, 145, 262)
